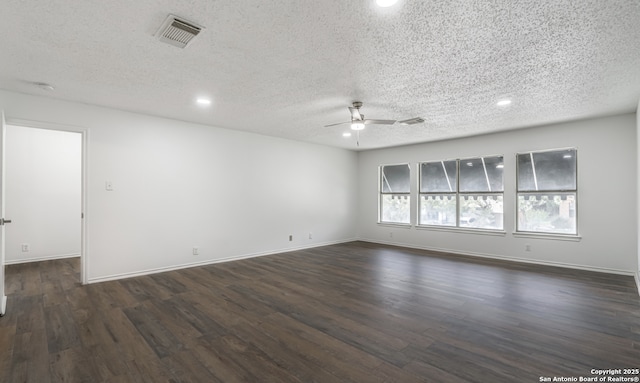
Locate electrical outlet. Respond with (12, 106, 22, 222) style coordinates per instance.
(308, 233, 312, 239)
(389, 232, 393, 238)
(192, 247, 199, 255)
(525, 244, 531, 252)
(21, 243, 30, 252)
(289, 235, 293, 242)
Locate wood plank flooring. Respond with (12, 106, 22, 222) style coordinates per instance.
(1, 241, 639, 382)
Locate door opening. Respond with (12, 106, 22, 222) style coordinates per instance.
(4, 119, 87, 291)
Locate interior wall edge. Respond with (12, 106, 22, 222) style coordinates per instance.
(85, 238, 358, 284)
(635, 271, 640, 296)
(358, 238, 638, 277)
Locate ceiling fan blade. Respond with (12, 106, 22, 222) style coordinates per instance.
(324, 121, 350, 128)
(364, 119, 396, 125)
(398, 117, 425, 125)
(348, 107, 362, 121)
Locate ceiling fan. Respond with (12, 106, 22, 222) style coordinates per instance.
(324, 101, 425, 146)
(324, 101, 396, 130)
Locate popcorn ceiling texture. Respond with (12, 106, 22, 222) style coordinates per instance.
(0, 0, 639, 150)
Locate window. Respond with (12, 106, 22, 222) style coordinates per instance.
(517, 148, 577, 235)
(380, 164, 410, 224)
(419, 156, 504, 230)
(459, 156, 504, 230)
(419, 160, 457, 226)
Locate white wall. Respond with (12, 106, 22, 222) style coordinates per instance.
(0, 90, 358, 282)
(358, 114, 638, 274)
(5, 125, 81, 264)
(637, 99, 640, 290)
(2, 87, 634, 285)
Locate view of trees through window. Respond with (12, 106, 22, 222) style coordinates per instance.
(460, 195, 504, 229)
(380, 164, 410, 224)
(379, 148, 577, 235)
(419, 156, 504, 230)
(517, 149, 577, 234)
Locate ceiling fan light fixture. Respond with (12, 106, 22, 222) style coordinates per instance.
(351, 122, 365, 131)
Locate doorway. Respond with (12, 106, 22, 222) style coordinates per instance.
(4, 120, 87, 285)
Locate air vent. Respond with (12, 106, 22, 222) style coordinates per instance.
(155, 14, 204, 49)
(398, 117, 425, 125)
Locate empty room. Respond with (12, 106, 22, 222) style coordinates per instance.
(1, 1, 639, 382)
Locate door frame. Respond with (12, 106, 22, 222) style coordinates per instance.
(6, 118, 89, 285)
(1, 111, 7, 315)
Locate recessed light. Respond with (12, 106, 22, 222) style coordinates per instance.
(351, 122, 365, 131)
(343, 132, 352, 137)
(496, 99, 512, 107)
(563, 154, 572, 159)
(466, 162, 473, 166)
(376, 0, 398, 7)
(196, 97, 211, 106)
(496, 164, 504, 169)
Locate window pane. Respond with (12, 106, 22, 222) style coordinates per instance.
(419, 194, 456, 226)
(517, 193, 576, 234)
(381, 164, 410, 193)
(459, 156, 504, 192)
(484, 156, 504, 191)
(420, 160, 457, 192)
(460, 194, 504, 230)
(518, 149, 576, 191)
(381, 194, 410, 224)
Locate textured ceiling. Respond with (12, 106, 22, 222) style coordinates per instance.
(1, 0, 639, 150)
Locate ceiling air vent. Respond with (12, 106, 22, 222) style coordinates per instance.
(155, 14, 204, 49)
(398, 117, 425, 125)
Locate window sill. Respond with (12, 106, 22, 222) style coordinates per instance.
(512, 232, 582, 242)
(377, 222, 412, 229)
(416, 225, 506, 236)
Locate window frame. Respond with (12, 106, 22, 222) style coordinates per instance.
(379, 163, 411, 225)
(418, 155, 505, 231)
(515, 147, 578, 236)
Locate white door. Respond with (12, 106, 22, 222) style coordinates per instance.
(0, 111, 7, 316)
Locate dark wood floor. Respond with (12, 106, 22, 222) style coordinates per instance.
(1, 241, 639, 382)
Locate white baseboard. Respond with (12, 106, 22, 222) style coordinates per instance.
(87, 238, 358, 284)
(359, 238, 636, 277)
(1, 295, 6, 316)
(4, 253, 81, 265)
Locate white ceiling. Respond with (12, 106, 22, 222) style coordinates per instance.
(1, 0, 639, 150)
